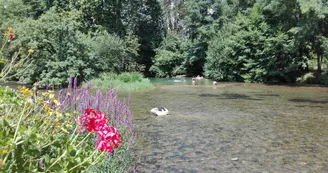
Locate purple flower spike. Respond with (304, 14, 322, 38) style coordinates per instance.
(56, 76, 136, 162)
(74, 76, 78, 90)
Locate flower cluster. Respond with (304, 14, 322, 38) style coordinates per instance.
(4, 27, 15, 42)
(79, 108, 122, 153)
(17, 86, 33, 97)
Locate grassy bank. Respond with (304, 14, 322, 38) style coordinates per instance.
(89, 72, 154, 90)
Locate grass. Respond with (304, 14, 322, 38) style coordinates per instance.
(89, 72, 154, 90)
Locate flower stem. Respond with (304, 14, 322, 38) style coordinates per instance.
(45, 150, 67, 172)
(13, 103, 26, 141)
(68, 149, 98, 172)
(76, 132, 91, 147)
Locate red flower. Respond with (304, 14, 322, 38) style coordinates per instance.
(9, 33, 14, 41)
(78, 108, 122, 153)
(96, 140, 113, 152)
(97, 126, 122, 148)
(79, 109, 108, 132)
(85, 108, 96, 115)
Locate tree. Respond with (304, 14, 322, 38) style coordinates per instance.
(150, 33, 186, 77)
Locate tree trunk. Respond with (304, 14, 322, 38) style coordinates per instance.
(316, 54, 322, 83)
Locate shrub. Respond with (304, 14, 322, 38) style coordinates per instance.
(296, 72, 316, 84)
(92, 72, 154, 90)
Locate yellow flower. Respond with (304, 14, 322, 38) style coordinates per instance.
(37, 98, 43, 103)
(54, 122, 61, 128)
(55, 111, 62, 117)
(45, 105, 51, 115)
(61, 128, 69, 133)
(8, 27, 15, 33)
(53, 100, 60, 106)
(3, 31, 10, 37)
(18, 86, 33, 97)
(65, 123, 72, 128)
(67, 92, 71, 96)
(28, 49, 34, 54)
(49, 94, 55, 101)
(65, 113, 71, 117)
(2, 150, 8, 155)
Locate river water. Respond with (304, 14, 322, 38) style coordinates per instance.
(127, 79, 328, 172)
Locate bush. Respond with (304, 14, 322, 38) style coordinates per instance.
(296, 72, 316, 84)
(92, 72, 154, 90)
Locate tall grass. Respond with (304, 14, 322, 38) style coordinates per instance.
(90, 72, 154, 90)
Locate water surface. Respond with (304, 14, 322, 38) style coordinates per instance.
(128, 80, 328, 172)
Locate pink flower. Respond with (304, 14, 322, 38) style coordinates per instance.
(79, 109, 108, 132)
(78, 108, 122, 153)
(97, 126, 122, 148)
(96, 140, 113, 152)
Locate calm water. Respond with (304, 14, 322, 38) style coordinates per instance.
(127, 79, 328, 172)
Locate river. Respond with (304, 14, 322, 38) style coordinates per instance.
(127, 78, 328, 172)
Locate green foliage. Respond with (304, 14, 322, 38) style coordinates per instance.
(101, 72, 143, 83)
(0, 0, 30, 28)
(85, 31, 127, 73)
(90, 72, 154, 90)
(83, 31, 140, 73)
(0, 87, 105, 172)
(0, 87, 24, 114)
(150, 33, 186, 77)
(88, 144, 135, 172)
(3, 0, 328, 85)
(180, 0, 220, 75)
(8, 9, 93, 85)
(296, 72, 316, 84)
(204, 1, 326, 83)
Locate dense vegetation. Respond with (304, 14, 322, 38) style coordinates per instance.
(0, 78, 136, 172)
(90, 72, 154, 90)
(1, 0, 328, 84)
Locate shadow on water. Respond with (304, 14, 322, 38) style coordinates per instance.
(264, 83, 328, 88)
(289, 98, 328, 104)
(253, 93, 280, 97)
(199, 93, 263, 100)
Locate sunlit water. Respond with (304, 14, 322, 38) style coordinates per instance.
(126, 79, 328, 172)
